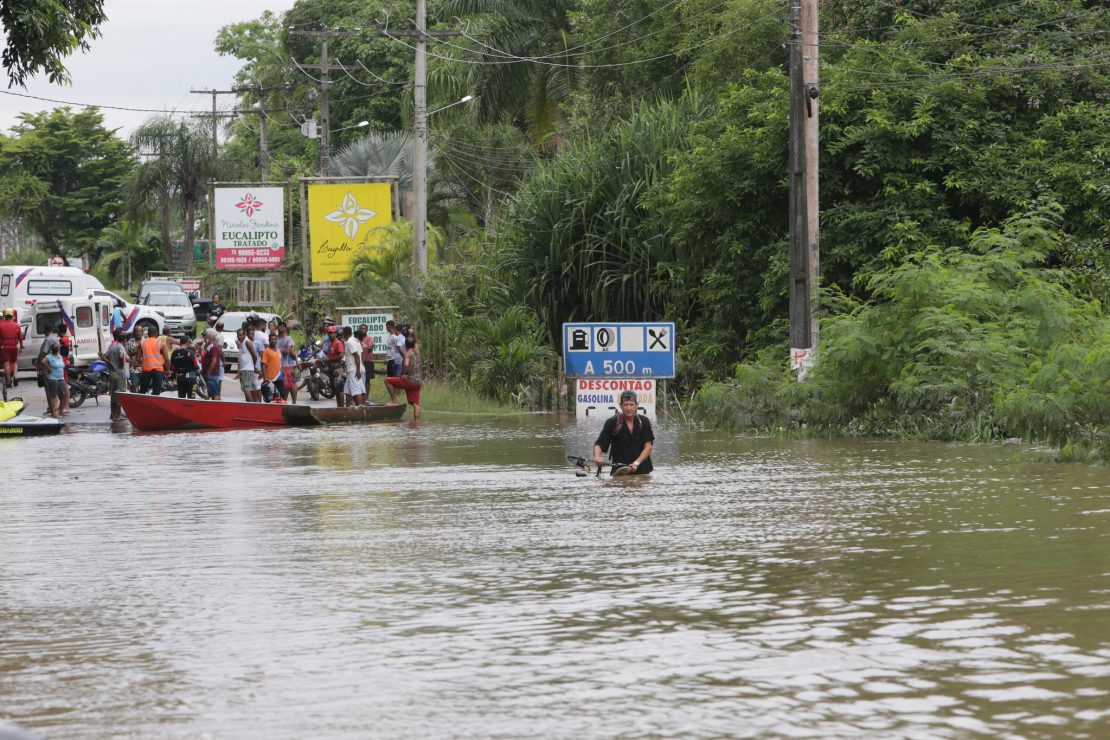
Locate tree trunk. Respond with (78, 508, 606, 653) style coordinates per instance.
(183, 197, 196, 272)
(160, 197, 173, 267)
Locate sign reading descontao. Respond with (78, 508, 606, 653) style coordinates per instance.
(574, 378, 656, 419)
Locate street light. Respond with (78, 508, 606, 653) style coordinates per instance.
(428, 95, 472, 117)
(413, 94, 473, 280)
(332, 120, 369, 134)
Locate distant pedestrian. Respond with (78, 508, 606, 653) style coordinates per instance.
(126, 325, 145, 392)
(170, 335, 198, 398)
(102, 328, 129, 421)
(0, 307, 24, 387)
(139, 328, 167, 395)
(207, 293, 225, 323)
(325, 325, 346, 408)
(342, 326, 366, 406)
(200, 328, 224, 400)
(40, 341, 66, 417)
(260, 333, 282, 403)
(238, 325, 261, 402)
(276, 322, 298, 403)
(358, 323, 376, 392)
(385, 328, 423, 419)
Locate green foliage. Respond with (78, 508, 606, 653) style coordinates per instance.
(0, 108, 134, 258)
(130, 116, 220, 270)
(0, 0, 106, 86)
(0, 245, 49, 267)
(691, 206, 1108, 461)
(439, 0, 578, 145)
(93, 219, 165, 290)
(499, 96, 708, 345)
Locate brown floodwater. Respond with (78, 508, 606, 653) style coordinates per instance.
(1, 416, 1107, 738)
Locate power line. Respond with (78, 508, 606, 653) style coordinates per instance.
(0, 89, 209, 115)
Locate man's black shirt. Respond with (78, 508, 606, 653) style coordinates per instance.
(595, 413, 654, 474)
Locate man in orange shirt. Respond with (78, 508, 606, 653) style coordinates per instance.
(260, 332, 283, 403)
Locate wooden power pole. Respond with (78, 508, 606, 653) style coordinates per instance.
(788, 0, 820, 377)
(290, 29, 361, 174)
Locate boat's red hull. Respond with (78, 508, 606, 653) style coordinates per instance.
(118, 392, 405, 431)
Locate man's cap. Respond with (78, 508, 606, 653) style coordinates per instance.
(1, 308, 12, 317)
(619, 390, 638, 403)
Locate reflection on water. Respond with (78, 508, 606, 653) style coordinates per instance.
(1, 417, 1108, 738)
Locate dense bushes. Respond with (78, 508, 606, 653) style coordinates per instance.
(690, 206, 1108, 461)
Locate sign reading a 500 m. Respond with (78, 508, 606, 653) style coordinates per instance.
(562, 322, 675, 379)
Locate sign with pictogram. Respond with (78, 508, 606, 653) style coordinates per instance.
(562, 321, 675, 378)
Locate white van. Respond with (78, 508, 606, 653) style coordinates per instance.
(15, 294, 114, 371)
(0, 265, 101, 315)
(0, 266, 114, 371)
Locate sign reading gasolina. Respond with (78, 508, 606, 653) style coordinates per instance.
(307, 183, 393, 283)
(213, 187, 285, 270)
(574, 378, 656, 419)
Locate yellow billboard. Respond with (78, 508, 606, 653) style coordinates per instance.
(307, 183, 393, 283)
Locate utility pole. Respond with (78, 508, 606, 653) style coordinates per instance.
(190, 88, 238, 150)
(414, 0, 428, 279)
(290, 29, 360, 174)
(385, 12, 462, 281)
(257, 95, 270, 183)
(788, 0, 820, 377)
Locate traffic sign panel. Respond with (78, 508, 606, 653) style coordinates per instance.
(562, 321, 675, 378)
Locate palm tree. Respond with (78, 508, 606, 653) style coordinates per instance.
(130, 116, 220, 270)
(328, 130, 413, 189)
(440, 0, 579, 146)
(94, 219, 164, 289)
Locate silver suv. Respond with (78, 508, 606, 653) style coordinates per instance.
(141, 291, 197, 338)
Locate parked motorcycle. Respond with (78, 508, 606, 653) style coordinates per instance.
(296, 356, 332, 401)
(66, 361, 110, 407)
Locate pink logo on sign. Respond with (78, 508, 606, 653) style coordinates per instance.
(236, 193, 264, 217)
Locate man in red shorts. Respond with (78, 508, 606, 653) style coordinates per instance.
(0, 308, 24, 387)
(385, 328, 423, 419)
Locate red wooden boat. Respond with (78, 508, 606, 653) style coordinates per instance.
(117, 392, 406, 431)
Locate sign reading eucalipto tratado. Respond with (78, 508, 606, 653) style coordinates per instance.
(307, 183, 393, 283)
(214, 187, 286, 270)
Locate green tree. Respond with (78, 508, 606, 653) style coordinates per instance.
(0, 0, 106, 86)
(93, 219, 164, 289)
(130, 116, 220, 270)
(0, 107, 134, 259)
(439, 0, 579, 146)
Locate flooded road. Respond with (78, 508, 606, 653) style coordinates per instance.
(2, 416, 1108, 738)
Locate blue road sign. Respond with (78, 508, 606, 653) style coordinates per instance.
(562, 322, 675, 379)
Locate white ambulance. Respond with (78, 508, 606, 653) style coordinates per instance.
(0, 266, 115, 371)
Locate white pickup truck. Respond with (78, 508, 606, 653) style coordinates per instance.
(90, 288, 165, 337)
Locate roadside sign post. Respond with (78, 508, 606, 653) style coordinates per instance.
(562, 322, 675, 419)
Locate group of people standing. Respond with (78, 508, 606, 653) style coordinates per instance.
(234, 315, 297, 404)
(316, 318, 423, 419)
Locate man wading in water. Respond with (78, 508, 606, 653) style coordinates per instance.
(592, 389, 654, 476)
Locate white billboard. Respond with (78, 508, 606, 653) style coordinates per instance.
(213, 187, 286, 270)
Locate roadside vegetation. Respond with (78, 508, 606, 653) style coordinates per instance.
(0, 0, 1105, 459)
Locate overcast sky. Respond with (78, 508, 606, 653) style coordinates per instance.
(0, 0, 295, 139)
